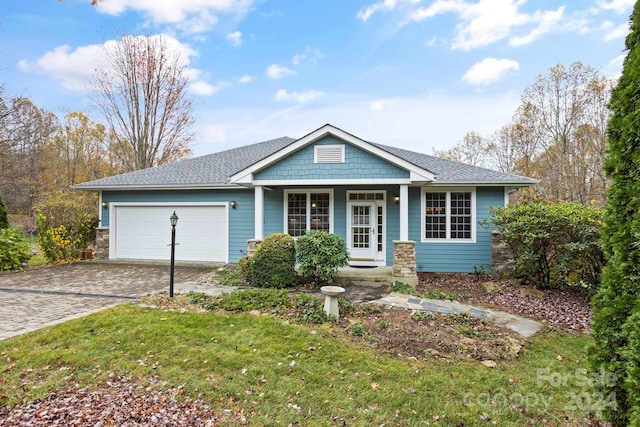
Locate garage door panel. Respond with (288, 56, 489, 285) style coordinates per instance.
(113, 205, 227, 262)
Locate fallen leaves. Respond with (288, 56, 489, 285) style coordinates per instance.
(0, 376, 225, 426)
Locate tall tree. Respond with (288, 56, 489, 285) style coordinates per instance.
(92, 34, 194, 172)
(53, 111, 113, 186)
(433, 131, 493, 167)
(591, 3, 640, 425)
(0, 97, 60, 213)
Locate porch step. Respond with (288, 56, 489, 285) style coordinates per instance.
(335, 266, 393, 288)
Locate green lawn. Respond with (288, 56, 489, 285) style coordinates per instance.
(0, 299, 602, 426)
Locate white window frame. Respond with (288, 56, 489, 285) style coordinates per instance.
(283, 189, 334, 236)
(421, 187, 476, 243)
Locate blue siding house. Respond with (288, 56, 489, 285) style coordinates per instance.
(74, 124, 537, 282)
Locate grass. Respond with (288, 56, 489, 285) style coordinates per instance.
(0, 298, 600, 426)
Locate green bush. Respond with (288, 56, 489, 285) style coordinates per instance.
(237, 255, 252, 281)
(484, 202, 604, 291)
(0, 228, 31, 271)
(295, 230, 349, 285)
(36, 192, 97, 262)
(248, 233, 296, 288)
(0, 195, 8, 230)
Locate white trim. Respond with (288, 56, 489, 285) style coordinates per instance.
(399, 185, 409, 241)
(283, 189, 335, 235)
(108, 202, 229, 262)
(421, 187, 477, 244)
(254, 178, 413, 186)
(314, 144, 345, 163)
(255, 186, 264, 240)
(73, 184, 247, 191)
(229, 124, 436, 185)
(346, 191, 387, 267)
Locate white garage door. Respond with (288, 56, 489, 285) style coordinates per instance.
(111, 205, 228, 262)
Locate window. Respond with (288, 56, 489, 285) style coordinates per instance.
(423, 189, 475, 242)
(286, 190, 332, 236)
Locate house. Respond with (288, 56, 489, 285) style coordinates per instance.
(73, 124, 537, 283)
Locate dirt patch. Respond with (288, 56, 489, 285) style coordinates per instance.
(416, 272, 593, 333)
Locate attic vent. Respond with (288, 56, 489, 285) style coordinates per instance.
(314, 145, 345, 163)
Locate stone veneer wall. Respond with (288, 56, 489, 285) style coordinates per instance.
(95, 229, 109, 260)
(392, 240, 418, 286)
(491, 232, 513, 273)
(247, 239, 262, 257)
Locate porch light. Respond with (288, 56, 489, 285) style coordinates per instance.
(230, 201, 237, 209)
(169, 211, 179, 297)
(394, 196, 400, 204)
(102, 201, 108, 209)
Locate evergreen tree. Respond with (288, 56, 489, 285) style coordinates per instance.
(0, 195, 8, 229)
(591, 2, 640, 425)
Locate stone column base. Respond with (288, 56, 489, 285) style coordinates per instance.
(392, 240, 418, 287)
(95, 228, 109, 260)
(247, 239, 262, 257)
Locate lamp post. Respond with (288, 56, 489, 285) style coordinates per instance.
(169, 211, 178, 298)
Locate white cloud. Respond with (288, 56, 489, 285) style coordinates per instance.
(462, 58, 519, 86)
(602, 21, 630, 41)
(189, 80, 222, 96)
(358, 0, 399, 22)
(274, 89, 323, 103)
(266, 64, 296, 80)
(95, 0, 253, 33)
(292, 47, 325, 66)
(239, 74, 255, 83)
(19, 34, 215, 96)
(370, 99, 394, 111)
(226, 31, 243, 47)
(409, 0, 565, 50)
(597, 0, 635, 14)
(18, 44, 108, 92)
(509, 8, 564, 47)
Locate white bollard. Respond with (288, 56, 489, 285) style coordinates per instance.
(320, 286, 346, 320)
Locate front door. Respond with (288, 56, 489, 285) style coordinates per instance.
(349, 202, 378, 265)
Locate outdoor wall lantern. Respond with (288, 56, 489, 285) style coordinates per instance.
(394, 196, 400, 204)
(102, 201, 108, 209)
(169, 211, 179, 298)
(230, 200, 237, 209)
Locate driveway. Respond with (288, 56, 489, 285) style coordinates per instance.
(0, 261, 215, 341)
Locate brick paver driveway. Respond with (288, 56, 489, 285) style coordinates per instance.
(0, 260, 215, 340)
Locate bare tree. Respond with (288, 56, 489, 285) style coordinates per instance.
(433, 131, 493, 167)
(92, 34, 194, 172)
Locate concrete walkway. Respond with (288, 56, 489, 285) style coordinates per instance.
(177, 283, 544, 337)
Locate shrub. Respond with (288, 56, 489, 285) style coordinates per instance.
(484, 202, 604, 291)
(36, 192, 98, 262)
(237, 255, 252, 281)
(0, 228, 31, 271)
(248, 233, 296, 288)
(295, 230, 349, 285)
(0, 195, 8, 230)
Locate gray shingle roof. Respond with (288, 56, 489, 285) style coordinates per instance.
(73, 136, 295, 189)
(73, 132, 537, 190)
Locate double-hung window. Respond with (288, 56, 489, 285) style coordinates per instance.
(285, 190, 333, 236)
(422, 188, 475, 242)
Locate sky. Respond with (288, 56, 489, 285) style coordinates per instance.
(0, 0, 634, 157)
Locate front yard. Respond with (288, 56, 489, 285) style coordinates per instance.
(0, 271, 605, 426)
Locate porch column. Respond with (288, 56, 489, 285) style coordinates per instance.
(254, 185, 264, 240)
(399, 184, 409, 241)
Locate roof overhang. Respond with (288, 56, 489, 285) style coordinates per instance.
(72, 184, 245, 191)
(229, 124, 437, 185)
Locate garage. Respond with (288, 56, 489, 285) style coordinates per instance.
(110, 204, 228, 262)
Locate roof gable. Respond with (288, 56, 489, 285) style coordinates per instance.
(230, 124, 436, 185)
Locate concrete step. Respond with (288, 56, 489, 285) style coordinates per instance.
(335, 266, 393, 288)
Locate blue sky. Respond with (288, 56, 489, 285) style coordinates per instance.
(0, 0, 633, 156)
